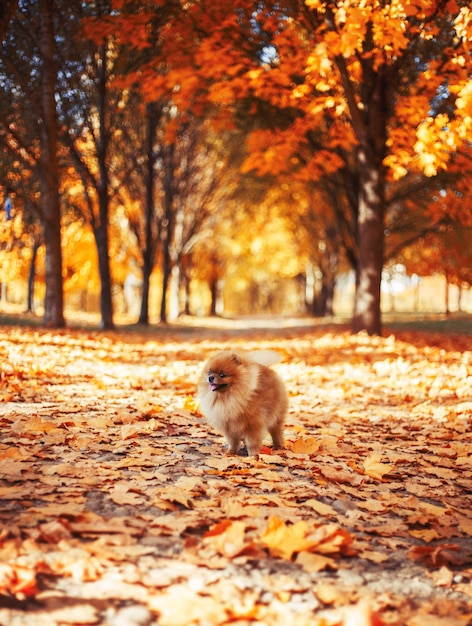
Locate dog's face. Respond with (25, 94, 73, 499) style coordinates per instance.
(204, 352, 242, 393)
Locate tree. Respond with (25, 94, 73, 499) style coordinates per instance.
(0, 0, 65, 327)
(155, 114, 239, 322)
(131, 0, 472, 334)
(57, 18, 118, 330)
(39, 0, 64, 327)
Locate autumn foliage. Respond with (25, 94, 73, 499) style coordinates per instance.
(0, 322, 471, 624)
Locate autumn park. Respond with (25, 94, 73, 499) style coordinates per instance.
(1, 0, 472, 625)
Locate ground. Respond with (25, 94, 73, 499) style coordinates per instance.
(0, 315, 471, 626)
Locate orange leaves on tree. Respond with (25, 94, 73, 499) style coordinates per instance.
(414, 114, 456, 177)
(371, 2, 409, 59)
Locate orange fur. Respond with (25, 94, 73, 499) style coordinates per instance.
(197, 350, 288, 455)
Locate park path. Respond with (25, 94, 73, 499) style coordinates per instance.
(0, 321, 471, 625)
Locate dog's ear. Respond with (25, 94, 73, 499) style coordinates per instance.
(230, 352, 242, 365)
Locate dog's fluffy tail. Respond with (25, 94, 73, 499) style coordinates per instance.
(246, 350, 283, 367)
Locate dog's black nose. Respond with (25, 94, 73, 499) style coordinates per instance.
(208, 374, 215, 383)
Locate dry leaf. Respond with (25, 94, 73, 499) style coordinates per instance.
(408, 544, 471, 567)
(290, 437, 320, 454)
(363, 453, 394, 480)
(203, 520, 252, 557)
(260, 517, 315, 560)
(295, 551, 338, 572)
(0, 563, 38, 599)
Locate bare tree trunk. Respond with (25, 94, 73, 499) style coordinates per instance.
(39, 0, 65, 328)
(26, 236, 41, 313)
(159, 143, 175, 324)
(445, 271, 450, 317)
(209, 280, 218, 316)
(139, 103, 160, 325)
(350, 68, 389, 335)
(352, 144, 384, 334)
(160, 226, 171, 324)
(95, 43, 114, 330)
(182, 271, 191, 316)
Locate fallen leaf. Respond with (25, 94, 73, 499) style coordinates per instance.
(260, 517, 315, 560)
(363, 453, 394, 480)
(303, 498, 338, 517)
(0, 563, 38, 599)
(408, 544, 472, 567)
(148, 584, 228, 626)
(295, 551, 338, 572)
(289, 437, 320, 454)
(203, 520, 252, 557)
(431, 566, 454, 587)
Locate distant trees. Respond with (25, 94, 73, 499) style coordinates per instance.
(58, 21, 118, 330)
(131, 0, 471, 333)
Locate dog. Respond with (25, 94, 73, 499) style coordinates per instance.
(197, 349, 288, 455)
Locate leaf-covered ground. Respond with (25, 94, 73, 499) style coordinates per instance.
(0, 319, 471, 626)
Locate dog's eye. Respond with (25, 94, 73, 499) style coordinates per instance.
(219, 373, 226, 378)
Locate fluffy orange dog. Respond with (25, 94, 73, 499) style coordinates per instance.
(197, 350, 288, 455)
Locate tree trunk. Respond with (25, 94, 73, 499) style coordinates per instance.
(334, 28, 390, 335)
(139, 103, 160, 325)
(96, 224, 114, 330)
(160, 229, 171, 324)
(26, 237, 40, 313)
(313, 274, 335, 317)
(169, 263, 180, 320)
(352, 144, 384, 335)
(39, 0, 65, 328)
(95, 42, 114, 330)
(139, 264, 152, 325)
(209, 279, 218, 316)
(159, 143, 175, 324)
(182, 271, 191, 315)
(350, 61, 389, 335)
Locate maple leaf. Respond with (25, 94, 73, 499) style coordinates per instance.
(260, 517, 355, 561)
(295, 551, 338, 573)
(290, 436, 320, 454)
(261, 517, 316, 560)
(363, 452, 394, 480)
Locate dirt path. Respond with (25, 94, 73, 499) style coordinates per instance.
(0, 322, 471, 625)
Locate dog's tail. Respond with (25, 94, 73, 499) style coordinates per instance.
(246, 350, 283, 367)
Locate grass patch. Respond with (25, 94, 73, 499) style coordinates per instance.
(383, 312, 472, 335)
(0, 308, 471, 336)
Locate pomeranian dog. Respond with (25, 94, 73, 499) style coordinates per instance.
(197, 349, 288, 455)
